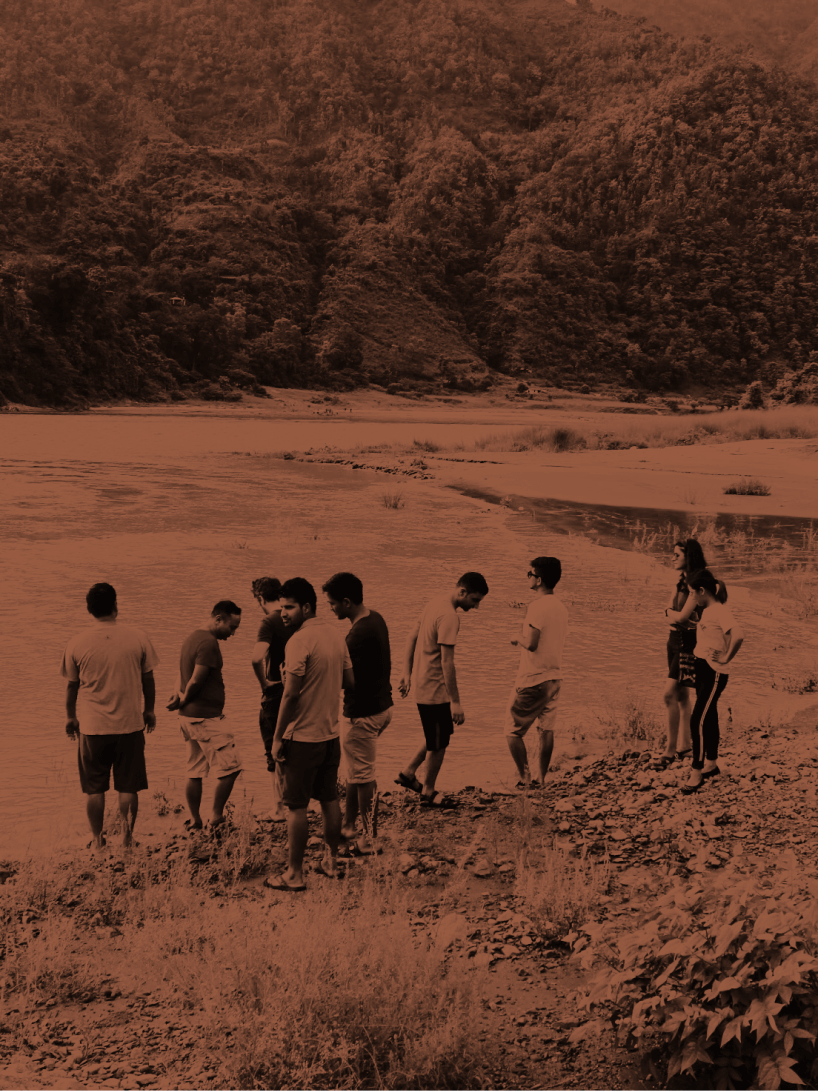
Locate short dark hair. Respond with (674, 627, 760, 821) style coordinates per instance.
(86, 582, 117, 618)
(280, 577, 317, 613)
(252, 577, 282, 603)
(457, 571, 489, 596)
(531, 556, 561, 588)
(211, 600, 242, 617)
(322, 572, 363, 604)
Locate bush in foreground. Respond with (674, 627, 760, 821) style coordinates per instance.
(571, 865, 818, 1090)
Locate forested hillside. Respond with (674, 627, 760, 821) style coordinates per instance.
(600, 0, 818, 78)
(2, 0, 818, 406)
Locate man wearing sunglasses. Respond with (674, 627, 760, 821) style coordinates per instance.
(506, 557, 569, 789)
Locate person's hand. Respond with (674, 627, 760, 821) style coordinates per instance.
(66, 717, 79, 740)
(398, 675, 411, 699)
(710, 649, 724, 664)
(510, 638, 519, 646)
(143, 711, 157, 733)
(272, 738, 286, 764)
(166, 692, 181, 711)
(451, 701, 465, 726)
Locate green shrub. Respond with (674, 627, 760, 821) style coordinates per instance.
(571, 868, 818, 1090)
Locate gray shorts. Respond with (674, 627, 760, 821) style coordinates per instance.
(504, 680, 561, 738)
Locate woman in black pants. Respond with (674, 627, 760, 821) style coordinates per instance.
(681, 569, 744, 794)
(658, 538, 707, 767)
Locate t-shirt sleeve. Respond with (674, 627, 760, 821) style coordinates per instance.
(526, 599, 547, 631)
(284, 633, 308, 677)
(61, 641, 79, 681)
(719, 605, 736, 633)
(343, 645, 353, 671)
(436, 608, 459, 646)
(194, 634, 222, 669)
(256, 617, 275, 644)
(141, 635, 160, 673)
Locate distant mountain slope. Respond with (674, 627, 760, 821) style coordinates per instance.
(2, 0, 818, 406)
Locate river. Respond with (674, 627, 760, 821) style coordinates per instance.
(1, 412, 816, 857)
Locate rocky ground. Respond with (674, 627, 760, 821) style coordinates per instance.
(1, 713, 817, 1091)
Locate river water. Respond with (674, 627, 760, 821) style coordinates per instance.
(2, 413, 816, 857)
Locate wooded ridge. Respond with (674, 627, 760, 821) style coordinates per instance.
(2, 0, 818, 406)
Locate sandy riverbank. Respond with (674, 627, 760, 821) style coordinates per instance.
(77, 386, 818, 520)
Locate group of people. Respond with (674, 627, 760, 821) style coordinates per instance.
(61, 542, 742, 887)
(658, 538, 744, 793)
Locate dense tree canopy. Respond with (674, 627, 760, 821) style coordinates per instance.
(1, 0, 818, 405)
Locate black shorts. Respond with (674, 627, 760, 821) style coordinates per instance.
(279, 737, 341, 809)
(78, 731, 148, 795)
(417, 703, 454, 751)
(667, 634, 696, 688)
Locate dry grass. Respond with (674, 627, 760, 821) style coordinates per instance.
(597, 693, 661, 752)
(471, 406, 818, 455)
(381, 490, 405, 509)
(1, 834, 494, 1089)
(723, 477, 771, 496)
(515, 843, 610, 934)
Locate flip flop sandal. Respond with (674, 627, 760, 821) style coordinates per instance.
(183, 819, 204, 834)
(395, 772, 423, 794)
(263, 874, 306, 892)
(675, 749, 693, 759)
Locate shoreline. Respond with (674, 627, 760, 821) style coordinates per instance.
(9, 387, 817, 520)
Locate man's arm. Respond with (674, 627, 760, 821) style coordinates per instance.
(440, 644, 464, 724)
(271, 672, 305, 762)
(166, 664, 210, 711)
(141, 671, 156, 733)
(251, 640, 272, 693)
(398, 620, 420, 698)
(65, 680, 80, 739)
(511, 623, 541, 652)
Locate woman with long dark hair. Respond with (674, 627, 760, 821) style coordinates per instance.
(655, 538, 707, 767)
(680, 569, 744, 794)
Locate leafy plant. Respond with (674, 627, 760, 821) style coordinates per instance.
(571, 867, 818, 1089)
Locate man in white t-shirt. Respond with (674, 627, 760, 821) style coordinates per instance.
(395, 571, 489, 807)
(61, 583, 159, 851)
(505, 557, 569, 789)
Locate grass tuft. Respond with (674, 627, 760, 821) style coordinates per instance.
(723, 477, 771, 496)
(381, 490, 404, 509)
(515, 843, 610, 934)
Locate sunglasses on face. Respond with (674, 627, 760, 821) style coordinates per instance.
(527, 571, 540, 579)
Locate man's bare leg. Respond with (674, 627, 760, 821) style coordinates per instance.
(269, 767, 286, 822)
(320, 799, 342, 876)
(400, 745, 427, 781)
(284, 806, 309, 887)
(356, 781, 377, 849)
(185, 778, 203, 829)
(507, 736, 531, 785)
(534, 729, 554, 785)
(118, 792, 139, 847)
(211, 770, 240, 825)
(342, 781, 359, 842)
(86, 792, 106, 849)
(421, 748, 446, 798)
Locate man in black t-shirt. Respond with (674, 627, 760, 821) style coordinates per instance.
(251, 577, 291, 821)
(323, 571, 392, 856)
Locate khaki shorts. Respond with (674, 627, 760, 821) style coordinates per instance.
(504, 680, 561, 738)
(179, 715, 243, 778)
(342, 708, 392, 783)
